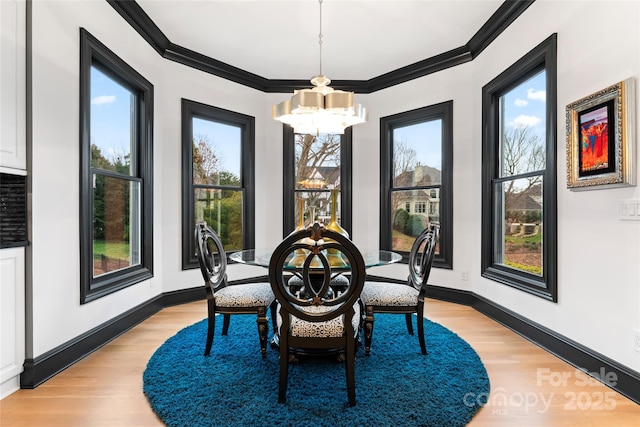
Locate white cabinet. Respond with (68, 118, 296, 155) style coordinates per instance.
(0, 247, 25, 398)
(0, 0, 27, 173)
(0, 0, 26, 398)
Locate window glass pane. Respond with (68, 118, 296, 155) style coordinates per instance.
(90, 66, 134, 175)
(496, 177, 543, 276)
(192, 118, 241, 186)
(500, 70, 546, 177)
(195, 188, 244, 250)
(295, 134, 341, 191)
(390, 189, 437, 252)
(93, 174, 141, 277)
(392, 120, 442, 187)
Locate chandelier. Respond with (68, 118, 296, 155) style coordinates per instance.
(272, 0, 367, 135)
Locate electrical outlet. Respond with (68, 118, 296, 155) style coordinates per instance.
(461, 270, 468, 281)
(634, 329, 640, 353)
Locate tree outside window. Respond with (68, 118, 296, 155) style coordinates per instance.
(283, 126, 352, 237)
(293, 133, 341, 226)
(192, 120, 243, 250)
(90, 70, 139, 277)
(499, 88, 546, 276)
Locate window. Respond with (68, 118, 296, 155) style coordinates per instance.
(380, 101, 453, 268)
(481, 34, 557, 301)
(79, 29, 153, 303)
(282, 126, 352, 236)
(182, 99, 255, 269)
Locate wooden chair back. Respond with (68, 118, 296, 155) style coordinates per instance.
(195, 221, 227, 296)
(408, 223, 439, 296)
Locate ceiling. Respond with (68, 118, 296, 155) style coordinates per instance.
(135, 0, 505, 82)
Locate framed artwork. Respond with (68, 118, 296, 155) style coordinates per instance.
(566, 77, 636, 190)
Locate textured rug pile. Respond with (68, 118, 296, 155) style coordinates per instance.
(143, 313, 490, 427)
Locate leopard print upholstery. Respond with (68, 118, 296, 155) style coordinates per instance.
(215, 283, 275, 307)
(288, 274, 349, 288)
(277, 303, 361, 338)
(361, 281, 418, 306)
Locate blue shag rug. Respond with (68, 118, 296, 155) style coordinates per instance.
(143, 314, 490, 427)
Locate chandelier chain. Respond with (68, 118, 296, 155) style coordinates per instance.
(318, 0, 323, 76)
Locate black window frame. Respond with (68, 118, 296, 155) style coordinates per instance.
(380, 101, 453, 268)
(181, 99, 255, 269)
(481, 33, 558, 301)
(282, 126, 352, 237)
(79, 28, 154, 304)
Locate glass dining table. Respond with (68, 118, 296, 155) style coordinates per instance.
(229, 248, 402, 269)
(230, 247, 402, 297)
(230, 247, 402, 354)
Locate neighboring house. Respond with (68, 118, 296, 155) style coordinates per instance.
(393, 165, 441, 224)
(298, 165, 341, 221)
(505, 184, 542, 222)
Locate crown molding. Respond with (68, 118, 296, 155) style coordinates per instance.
(108, 0, 535, 93)
(107, 0, 170, 55)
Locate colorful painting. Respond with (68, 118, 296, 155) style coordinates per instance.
(578, 101, 614, 176)
(566, 78, 636, 190)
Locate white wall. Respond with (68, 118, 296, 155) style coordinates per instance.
(354, 62, 477, 292)
(155, 54, 278, 292)
(29, 0, 274, 357)
(473, 0, 640, 374)
(28, 0, 640, 377)
(359, 0, 640, 372)
(30, 1, 161, 356)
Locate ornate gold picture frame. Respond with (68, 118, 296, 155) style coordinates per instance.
(566, 77, 636, 190)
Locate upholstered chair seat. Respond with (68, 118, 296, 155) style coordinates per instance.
(214, 283, 275, 308)
(361, 282, 418, 307)
(277, 303, 361, 338)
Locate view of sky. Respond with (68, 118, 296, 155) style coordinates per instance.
(91, 65, 242, 177)
(90, 66, 545, 178)
(192, 118, 241, 178)
(90, 67, 133, 164)
(501, 69, 546, 141)
(394, 120, 442, 171)
(391, 70, 546, 174)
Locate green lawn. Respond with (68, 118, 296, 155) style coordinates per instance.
(504, 230, 543, 275)
(392, 229, 415, 252)
(93, 240, 130, 260)
(505, 232, 542, 244)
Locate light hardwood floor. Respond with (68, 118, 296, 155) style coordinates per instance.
(1, 299, 639, 426)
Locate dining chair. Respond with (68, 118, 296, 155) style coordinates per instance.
(268, 222, 366, 407)
(194, 221, 276, 357)
(361, 223, 439, 355)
